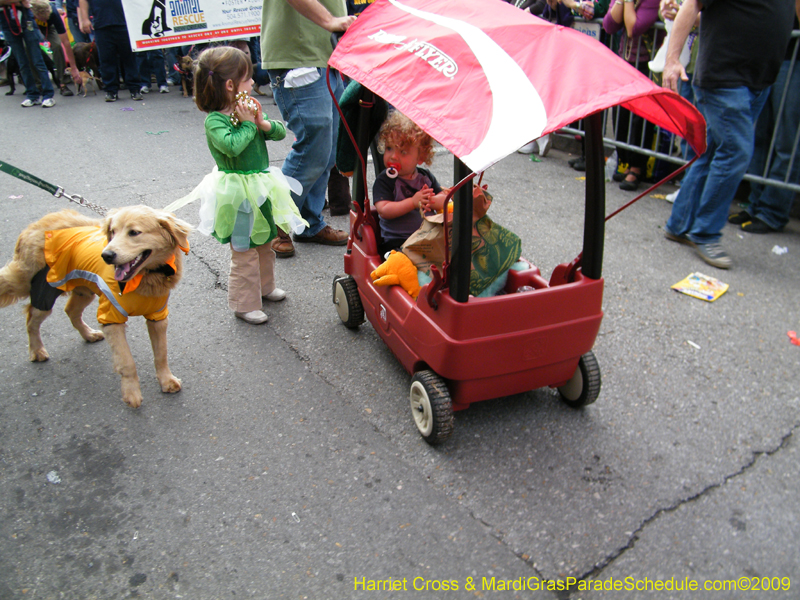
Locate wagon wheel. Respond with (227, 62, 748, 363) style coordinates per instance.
(332, 276, 364, 329)
(557, 351, 601, 408)
(410, 370, 454, 445)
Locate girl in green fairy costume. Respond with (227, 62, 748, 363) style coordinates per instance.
(191, 46, 307, 324)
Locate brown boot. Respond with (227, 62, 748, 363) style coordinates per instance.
(271, 228, 295, 258)
(293, 225, 348, 246)
(327, 168, 352, 216)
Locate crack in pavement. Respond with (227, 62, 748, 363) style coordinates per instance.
(191, 250, 227, 291)
(577, 421, 800, 584)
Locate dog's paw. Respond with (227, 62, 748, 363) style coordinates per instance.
(29, 347, 50, 362)
(83, 329, 105, 343)
(122, 390, 143, 409)
(160, 375, 182, 394)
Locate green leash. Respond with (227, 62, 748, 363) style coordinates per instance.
(0, 159, 108, 216)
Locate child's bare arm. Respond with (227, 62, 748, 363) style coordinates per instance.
(375, 185, 432, 219)
(423, 187, 450, 213)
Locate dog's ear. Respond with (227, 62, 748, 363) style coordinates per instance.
(158, 211, 193, 253)
(100, 209, 118, 241)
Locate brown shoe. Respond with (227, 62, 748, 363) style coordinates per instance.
(271, 228, 295, 258)
(293, 225, 348, 246)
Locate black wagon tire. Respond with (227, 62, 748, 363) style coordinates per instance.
(557, 351, 601, 408)
(332, 276, 364, 329)
(409, 370, 454, 445)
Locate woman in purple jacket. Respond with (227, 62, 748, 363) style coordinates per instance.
(603, 0, 662, 190)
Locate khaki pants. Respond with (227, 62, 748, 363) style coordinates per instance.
(228, 244, 276, 312)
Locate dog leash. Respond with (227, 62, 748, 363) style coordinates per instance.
(0, 159, 108, 216)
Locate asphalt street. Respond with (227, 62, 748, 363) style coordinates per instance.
(0, 84, 798, 600)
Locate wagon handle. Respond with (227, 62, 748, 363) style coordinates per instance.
(604, 155, 699, 222)
(326, 68, 378, 244)
(425, 264, 443, 310)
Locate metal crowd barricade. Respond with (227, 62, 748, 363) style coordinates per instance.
(560, 21, 800, 197)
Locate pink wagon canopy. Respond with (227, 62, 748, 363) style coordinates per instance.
(329, 0, 706, 174)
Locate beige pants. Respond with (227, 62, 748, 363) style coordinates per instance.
(228, 244, 276, 312)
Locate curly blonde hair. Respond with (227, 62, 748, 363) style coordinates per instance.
(377, 111, 435, 166)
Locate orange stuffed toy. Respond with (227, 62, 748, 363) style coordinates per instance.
(370, 250, 421, 299)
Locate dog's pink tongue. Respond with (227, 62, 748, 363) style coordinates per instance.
(114, 263, 131, 281)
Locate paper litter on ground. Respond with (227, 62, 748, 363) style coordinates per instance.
(671, 272, 728, 302)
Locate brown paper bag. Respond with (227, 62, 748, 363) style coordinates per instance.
(401, 212, 449, 274)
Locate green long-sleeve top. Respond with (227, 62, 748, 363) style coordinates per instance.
(204, 112, 287, 173)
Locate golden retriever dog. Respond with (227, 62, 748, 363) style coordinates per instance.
(0, 207, 192, 408)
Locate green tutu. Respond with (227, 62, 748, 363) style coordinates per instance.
(193, 167, 307, 251)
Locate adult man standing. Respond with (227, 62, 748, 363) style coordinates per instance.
(78, 0, 143, 102)
(729, 16, 800, 234)
(0, 0, 56, 107)
(661, 0, 799, 269)
(261, 0, 355, 258)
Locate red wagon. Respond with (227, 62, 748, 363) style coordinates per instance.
(329, 0, 705, 444)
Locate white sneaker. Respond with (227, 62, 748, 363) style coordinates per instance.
(263, 288, 286, 302)
(516, 141, 537, 154)
(666, 191, 679, 204)
(42, 97, 55, 108)
(140, 86, 151, 94)
(21, 98, 40, 107)
(537, 134, 552, 157)
(159, 85, 169, 93)
(235, 310, 269, 324)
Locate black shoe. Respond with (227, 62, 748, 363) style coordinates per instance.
(105, 91, 118, 102)
(619, 171, 641, 191)
(740, 216, 775, 234)
(727, 210, 752, 225)
(59, 85, 74, 96)
(568, 156, 586, 172)
(612, 169, 626, 182)
(131, 90, 143, 101)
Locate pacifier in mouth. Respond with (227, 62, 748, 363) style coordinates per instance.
(386, 164, 400, 179)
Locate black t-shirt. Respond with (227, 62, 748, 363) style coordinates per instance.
(36, 10, 67, 36)
(694, 0, 795, 90)
(86, 0, 127, 29)
(373, 166, 442, 242)
(1, 5, 33, 35)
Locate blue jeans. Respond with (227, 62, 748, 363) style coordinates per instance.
(268, 68, 344, 237)
(746, 60, 800, 231)
(666, 85, 769, 244)
(0, 15, 54, 101)
(67, 14, 92, 44)
(137, 49, 167, 88)
(678, 72, 696, 162)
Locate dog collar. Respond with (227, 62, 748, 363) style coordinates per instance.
(120, 254, 177, 294)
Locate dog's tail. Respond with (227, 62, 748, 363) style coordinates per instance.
(0, 260, 32, 308)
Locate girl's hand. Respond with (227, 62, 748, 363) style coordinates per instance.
(252, 99, 272, 132)
(235, 97, 256, 124)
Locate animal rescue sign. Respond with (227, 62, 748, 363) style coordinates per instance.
(121, 0, 262, 51)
